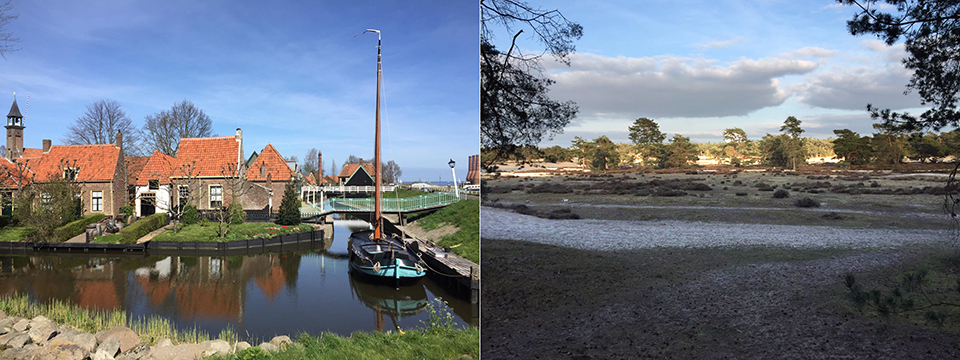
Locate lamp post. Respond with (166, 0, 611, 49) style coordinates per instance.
(448, 159, 459, 198)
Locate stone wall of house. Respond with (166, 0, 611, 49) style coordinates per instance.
(169, 178, 273, 212)
(79, 183, 116, 217)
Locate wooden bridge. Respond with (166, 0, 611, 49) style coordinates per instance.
(300, 192, 460, 220)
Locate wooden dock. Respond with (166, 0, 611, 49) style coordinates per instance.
(393, 223, 479, 304)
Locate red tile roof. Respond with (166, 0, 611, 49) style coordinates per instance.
(337, 163, 375, 179)
(31, 144, 120, 182)
(176, 136, 240, 177)
(323, 175, 338, 184)
(125, 156, 150, 185)
(136, 151, 180, 186)
(0, 156, 33, 187)
(246, 144, 294, 181)
(21, 148, 42, 159)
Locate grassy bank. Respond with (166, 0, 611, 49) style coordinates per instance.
(0, 226, 34, 242)
(151, 222, 314, 242)
(0, 293, 231, 344)
(214, 328, 479, 360)
(410, 199, 479, 263)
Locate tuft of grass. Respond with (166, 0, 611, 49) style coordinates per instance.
(794, 197, 820, 208)
(409, 200, 478, 263)
(772, 189, 790, 199)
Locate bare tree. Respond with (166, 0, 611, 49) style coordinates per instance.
(382, 160, 401, 184)
(302, 148, 319, 178)
(64, 99, 141, 154)
(148, 160, 200, 234)
(0, 0, 20, 59)
(140, 100, 214, 156)
(214, 164, 249, 238)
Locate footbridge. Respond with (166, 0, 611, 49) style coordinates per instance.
(300, 192, 460, 220)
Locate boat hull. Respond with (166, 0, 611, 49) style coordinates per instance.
(348, 230, 426, 285)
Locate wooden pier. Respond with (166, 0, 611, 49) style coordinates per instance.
(391, 223, 479, 304)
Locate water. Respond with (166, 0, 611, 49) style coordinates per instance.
(0, 219, 477, 339)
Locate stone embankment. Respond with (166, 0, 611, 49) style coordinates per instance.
(0, 311, 292, 360)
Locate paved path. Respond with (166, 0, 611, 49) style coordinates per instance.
(137, 223, 173, 244)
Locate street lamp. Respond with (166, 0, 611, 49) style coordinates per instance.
(448, 159, 459, 198)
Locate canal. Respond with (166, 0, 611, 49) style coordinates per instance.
(0, 219, 478, 339)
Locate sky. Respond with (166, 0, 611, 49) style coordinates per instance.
(0, 0, 478, 183)
(484, 0, 929, 147)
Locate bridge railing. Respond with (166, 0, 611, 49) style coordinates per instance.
(300, 192, 461, 218)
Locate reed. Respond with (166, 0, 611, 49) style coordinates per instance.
(0, 294, 231, 345)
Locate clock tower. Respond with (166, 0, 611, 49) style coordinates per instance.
(6, 96, 24, 160)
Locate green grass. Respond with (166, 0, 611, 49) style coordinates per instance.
(0, 226, 35, 242)
(0, 293, 220, 345)
(411, 199, 479, 263)
(151, 222, 314, 242)
(213, 328, 480, 360)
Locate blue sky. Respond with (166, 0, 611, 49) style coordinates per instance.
(0, 0, 478, 183)
(485, 0, 927, 146)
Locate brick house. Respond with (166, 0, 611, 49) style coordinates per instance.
(245, 144, 298, 212)
(134, 150, 177, 217)
(337, 162, 376, 186)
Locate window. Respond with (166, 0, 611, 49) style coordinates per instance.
(210, 185, 222, 208)
(149, 180, 159, 190)
(40, 192, 51, 210)
(178, 185, 189, 203)
(92, 191, 103, 211)
(63, 168, 78, 181)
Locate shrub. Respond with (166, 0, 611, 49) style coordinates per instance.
(228, 202, 244, 225)
(772, 189, 790, 199)
(182, 205, 198, 225)
(795, 197, 820, 208)
(54, 214, 107, 242)
(119, 205, 134, 218)
(0, 215, 13, 228)
(735, 192, 748, 196)
(113, 213, 168, 244)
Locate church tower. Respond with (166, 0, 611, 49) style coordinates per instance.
(5, 96, 24, 160)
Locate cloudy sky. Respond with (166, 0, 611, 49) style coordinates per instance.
(0, 1, 477, 183)
(485, 0, 927, 146)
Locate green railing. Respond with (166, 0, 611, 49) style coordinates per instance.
(300, 192, 461, 218)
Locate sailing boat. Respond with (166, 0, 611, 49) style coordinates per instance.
(348, 29, 426, 285)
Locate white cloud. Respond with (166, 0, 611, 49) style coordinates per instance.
(545, 53, 817, 120)
(779, 47, 839, 59)
(693, 37, 743, 49)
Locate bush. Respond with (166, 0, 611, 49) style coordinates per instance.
(54, 213, 107, 242)
(182, 205, 198, 225)
(795, 197, 820, 208)
(113, 213, 168, 244)
(228, 202, 244, 225)
(735, 192, 748, 196)
(772, 189, 790, 199)
(119, 205, 134, 218)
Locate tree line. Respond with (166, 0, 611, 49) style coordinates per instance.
(484, 116, 960, 172)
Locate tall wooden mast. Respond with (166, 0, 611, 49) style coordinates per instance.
(373, 30, 383, 239)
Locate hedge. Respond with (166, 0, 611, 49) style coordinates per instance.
(53, 214, 107, 242)
(114, 213, 168, 244)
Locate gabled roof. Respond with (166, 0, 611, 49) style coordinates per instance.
(31, 144, 121, 182)
(322, 175, 338, 184)
(338, 163, 375, 179)
(21, 148, 42, 159)
(136, 151, 179, 186)
(246, 144, 294, 181)
(125, 156, 149, 185)
(7, 99, 22, 118)
(176, 136, 240, 177)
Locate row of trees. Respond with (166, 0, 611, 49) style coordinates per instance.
(490, 115, 960, 172)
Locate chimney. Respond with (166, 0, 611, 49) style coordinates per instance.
(318, 151, 323, 182)
(115, 131, 123, 150)
(235, 128, 243, 168)
(42, 139, 51, 154)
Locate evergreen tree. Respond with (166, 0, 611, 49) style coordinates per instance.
(276, 181, 301, 226)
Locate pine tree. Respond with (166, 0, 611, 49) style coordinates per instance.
(276, 181, 301, 225)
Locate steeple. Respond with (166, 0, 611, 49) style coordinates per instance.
(6, 95, 25, 160)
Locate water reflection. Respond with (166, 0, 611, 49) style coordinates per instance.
(0, 220, 476, 339)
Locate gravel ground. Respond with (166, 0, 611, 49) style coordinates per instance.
(482, 206, 953, 250)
